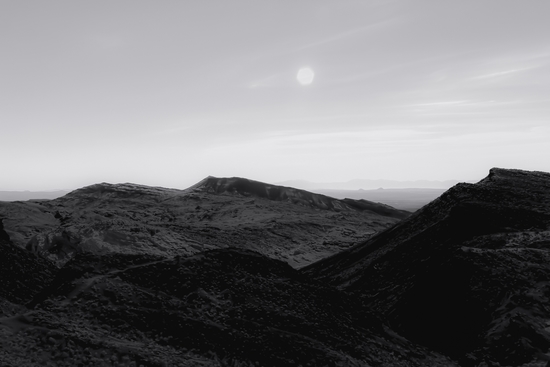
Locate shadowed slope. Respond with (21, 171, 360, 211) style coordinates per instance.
(1, 249, 457, 367)
(0, 219, 57, 306)
(303, 168, 550, 366)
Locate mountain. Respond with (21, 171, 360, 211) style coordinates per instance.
(195, 176, 410, 218)
(0, 177, 408, 268)
(303, 168, 550, 366)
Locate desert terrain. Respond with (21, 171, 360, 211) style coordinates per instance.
(1, 168, 550, 366)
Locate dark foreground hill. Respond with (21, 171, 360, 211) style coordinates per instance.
(0, 177, 407, 268)
(303, 168, 550, 366)
(0, 242, 455, 366)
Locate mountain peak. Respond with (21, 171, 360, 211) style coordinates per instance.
(190, 176, 409, 218)
(193, 176, 295, 197)
(479, 167, 550, 187)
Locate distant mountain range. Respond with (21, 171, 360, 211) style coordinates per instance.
(0, 190, 69, 201)
(311, 188, 447, 212)
(276, 178, 471, 190)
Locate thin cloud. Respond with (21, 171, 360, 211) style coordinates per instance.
(410, 101, 471, 107)
(295, 18, 400, 51)
(406, 100, 523, 111)
(470, 67, 535, 80)
(247, 72, 289, 89)
(250, 129, 438, 150)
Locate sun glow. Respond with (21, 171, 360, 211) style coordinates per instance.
(297, 67, 315, 85)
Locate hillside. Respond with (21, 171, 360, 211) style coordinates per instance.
(0, 177, 407, 268)
(1, 214, 456, 366)
(1, 248, 456, 366)
(0, 219, 57, 305)
(303, 168, 550, 366)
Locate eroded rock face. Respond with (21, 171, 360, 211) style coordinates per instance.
(303, 168, 550, 366)
(0, 177, 407, 268)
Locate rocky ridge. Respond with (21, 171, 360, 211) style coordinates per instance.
(0, 177, 407, 268)
(303, 168, 550, 366)
(194, 176, 409, 218)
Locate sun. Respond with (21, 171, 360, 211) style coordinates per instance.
(297, 67, 314, 85)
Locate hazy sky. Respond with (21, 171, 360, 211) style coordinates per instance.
(2, 1, 549, 190)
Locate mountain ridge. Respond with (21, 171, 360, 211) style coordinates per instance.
(191, 176, 409, 218)
(303, 167, 550, 365)
(277, 178, 467, 190)
(0, 176, 407, 268)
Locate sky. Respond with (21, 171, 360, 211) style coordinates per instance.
(1, 1, 549, 190)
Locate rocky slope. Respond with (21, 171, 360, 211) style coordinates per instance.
(0, 177, 407, 268)
(195, 176, 409, 219)
(0, 246, 457, 366)
(303, 168, 550, 366)
(0, 219, 56, 306)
